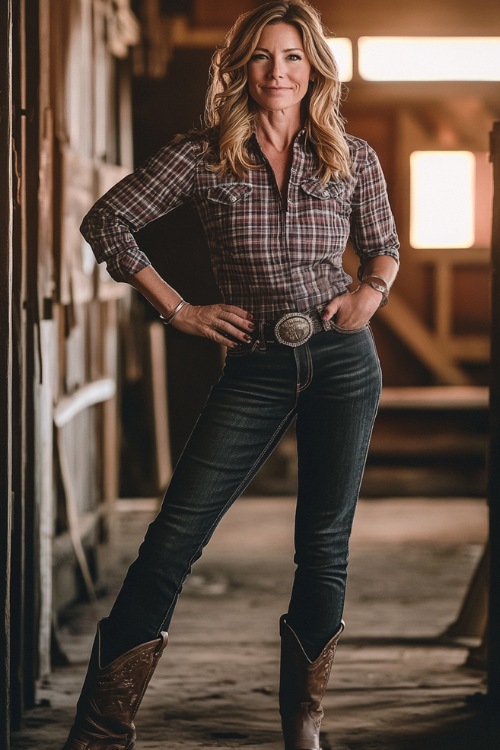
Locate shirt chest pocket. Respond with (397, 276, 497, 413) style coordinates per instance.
(205, 183, 253, 254)
(207, 183, 253, 205)
(299, 178, 351, 218)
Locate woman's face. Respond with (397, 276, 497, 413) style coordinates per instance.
(247, 23, 312, 116)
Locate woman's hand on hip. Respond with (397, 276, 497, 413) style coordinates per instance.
(172, 303, 254, 347)
(321, 284, 383, 330)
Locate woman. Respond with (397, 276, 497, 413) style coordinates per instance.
(62, 1, 399, 748)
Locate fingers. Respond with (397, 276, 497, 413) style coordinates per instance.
(326, 286, 380, 329)
(219, 304, 253, 322)
(173, 303, 254, 347)
(321, 297, 342, 322)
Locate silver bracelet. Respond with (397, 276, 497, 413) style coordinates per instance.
(361, 275, 389, 307)
(160, 299, 188, 325)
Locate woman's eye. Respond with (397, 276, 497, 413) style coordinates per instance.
(288, 54, 302, 61)
(251, 53, 268, 61)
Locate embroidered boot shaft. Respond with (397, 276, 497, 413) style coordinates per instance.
(62, 620, 168, 750)
(279, 615, 344, 750)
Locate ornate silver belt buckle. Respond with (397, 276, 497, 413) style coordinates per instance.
(274, 312, 313, 347)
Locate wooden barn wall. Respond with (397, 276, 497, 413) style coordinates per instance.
(1, 1, 14, 745)
(2, 0, 141, 743)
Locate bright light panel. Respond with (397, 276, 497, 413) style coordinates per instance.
(326, 38, 353, 81)
(359, 37, 500, 81)
(410, 151, 475, 249)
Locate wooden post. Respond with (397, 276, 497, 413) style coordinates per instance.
(488, 121, 500, 706)
(0, 0, 13, 747)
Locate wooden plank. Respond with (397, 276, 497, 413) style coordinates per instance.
(380, 385, 488, 410)
(36, 320, 55, 678)
(0, 0, 13, 745)
(444, 336, 490, 362)
(102, 301, 119, 508)
(149, 322, 172, 491)
(378, 290, 472, 385)
(488, 121, 500, 704)
(53, 378, 116, 427)
(58, 148, 96, 305)
(435, 262, 452, 341)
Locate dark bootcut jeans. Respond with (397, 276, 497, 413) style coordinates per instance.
(103, 325, 382, 664)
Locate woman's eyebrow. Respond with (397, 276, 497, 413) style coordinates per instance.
(253, 47, 304, 53)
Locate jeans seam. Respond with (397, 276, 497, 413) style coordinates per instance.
(156, 405, 297, 635)
(295, 344, 313, 393)
(350, 332, 382, 500)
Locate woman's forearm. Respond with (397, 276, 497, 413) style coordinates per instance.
(125, 265, 184, 319)
(361, 256, 399, 289)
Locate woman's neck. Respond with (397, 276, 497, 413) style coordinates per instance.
(255, 109, 303, 153)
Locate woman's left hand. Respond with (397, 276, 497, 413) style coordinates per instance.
(321, 283, 383, 330)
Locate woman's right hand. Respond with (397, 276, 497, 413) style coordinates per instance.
(172, 303, 255, 348)
(126, 267, 254, 348)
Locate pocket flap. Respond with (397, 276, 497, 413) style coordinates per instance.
(207, 183, 253, 205)
(300, 179, 344, 199)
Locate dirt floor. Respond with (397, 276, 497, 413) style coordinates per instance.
(11, 496, 500, 750)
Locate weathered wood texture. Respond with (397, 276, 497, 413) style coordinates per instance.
(488, 122, 500, 704)
(2, 1, 141, 744)
(0, 0, 13, 746)
(193, 0, 500, 35)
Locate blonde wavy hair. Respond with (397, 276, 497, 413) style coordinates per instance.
(204, 0, 351, 182)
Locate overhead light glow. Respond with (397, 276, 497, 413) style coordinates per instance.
(358, 37, 500, 81)
(326, 38, 353, 82)
(410, 151, 475, 249)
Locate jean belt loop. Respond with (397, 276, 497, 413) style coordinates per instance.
(257, 320, 267, 351)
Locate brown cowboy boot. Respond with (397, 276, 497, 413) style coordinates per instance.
(62, 619, 168, 749)
(279, 615, 344, 750)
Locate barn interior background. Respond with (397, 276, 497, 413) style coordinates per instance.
(1, 1, 499, 747)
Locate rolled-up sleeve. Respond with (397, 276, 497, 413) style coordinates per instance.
(349, 141, 400, 275)
(80, 138, 200, 281)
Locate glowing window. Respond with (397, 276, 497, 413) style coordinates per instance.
(410, 152, 475, 249)
(326, 38, 353, 82)
(358, 37, 500, 81)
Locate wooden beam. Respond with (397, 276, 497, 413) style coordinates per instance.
(52, 376, 117, 607)
(378, 291, 472, 385)
(0, 0, 13, 745)
(37, 321, 55, 678)
(53, 378, 116, 427)
(148, 322, 172, 492)
(488, 121, 500, 705)
(380, 385, 488, 410)
(444, 336, 490, 362)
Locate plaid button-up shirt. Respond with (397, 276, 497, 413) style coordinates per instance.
(81, 130, 399, 319)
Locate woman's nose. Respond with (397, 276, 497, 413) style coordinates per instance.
(267, 60, 283, 79)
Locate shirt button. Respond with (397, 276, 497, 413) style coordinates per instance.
(322, 190, 329, 197)
(230, 195, 237, 203)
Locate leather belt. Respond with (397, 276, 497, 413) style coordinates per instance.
(259, 310, 324, 348)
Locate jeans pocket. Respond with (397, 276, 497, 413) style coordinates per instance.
(328, 321, 369, 334)
(226, 339, 260, 357)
